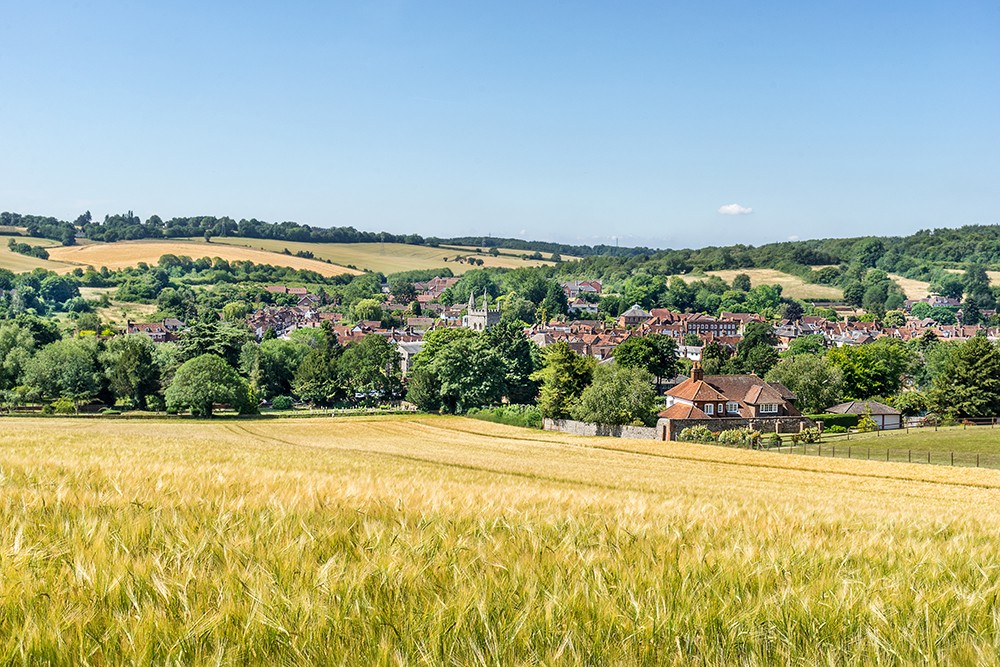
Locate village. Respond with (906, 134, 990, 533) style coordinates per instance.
(114, 273, 997, 440)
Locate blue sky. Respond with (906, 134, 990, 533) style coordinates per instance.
(0, 2, 997, 248)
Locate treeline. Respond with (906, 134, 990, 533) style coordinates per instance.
(6, 239, 49, 259)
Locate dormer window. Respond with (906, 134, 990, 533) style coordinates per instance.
(704, 403, 714, 415)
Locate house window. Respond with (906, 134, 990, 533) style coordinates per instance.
(704, 403, 714, 415)
(726, 402, 739, 414)
(760, 403, 779, 414)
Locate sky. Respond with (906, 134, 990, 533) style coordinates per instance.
(0, 1, 997, 249)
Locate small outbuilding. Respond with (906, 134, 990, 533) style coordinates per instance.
(825, 400, 902, 430)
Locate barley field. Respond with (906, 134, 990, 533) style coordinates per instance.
(45, 240, 363, 277)
(2, 415, 1000, 664)
(0, 236, 73, 273)
(671, 269, 843, 301)
(212, 238, 559, 274)
(889, 274, 932, 300)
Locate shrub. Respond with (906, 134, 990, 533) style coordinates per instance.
(765, 432, 782, 447)
(678, 425, 715, 443)
(826, 424, 848, 434)
(466, 404, 543, 429)
(271, 395, 294, 411)
(857, 407, 878, 433)
(717, 428, 763, 448)
(51, 397, 76, 415)
(799, 427, 822, 444)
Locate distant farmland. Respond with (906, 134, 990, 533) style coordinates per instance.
(45, 240, 363, 277)
(0, 235, 73, 273)
(212, 238, 561, 274)
(672, 268, 843, 301)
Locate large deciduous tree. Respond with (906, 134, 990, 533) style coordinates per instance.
(764, 354, 843, 414)
(165, 354, 255, 416)
(826, 339, 914, 399)
(612, 333, 679, 385)
(23, 337, 103, 407)
(571, 365, 659, 426)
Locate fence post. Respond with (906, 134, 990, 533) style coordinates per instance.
(908, 449, 912, 463)
(867, 447, 870, 460)
(977, 454, 980, 468)
(927, 451, 930, 464)
(886, 449, 889, 462)
(951, 452, 954, 466)
(832, 446, 836, 459)
(818, 444, 822, 457)
(848, 446, 851, 460)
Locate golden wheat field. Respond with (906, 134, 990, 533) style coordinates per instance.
(3, 415, 1000, 664)
(44, 240, 363, 277)
(671, 269, 843, 301)
(889, 273, 932, 300)
(212, 238, 559, 274)
(0, 236, 73, 273)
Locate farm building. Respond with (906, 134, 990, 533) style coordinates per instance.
(825, 400, 902, 430)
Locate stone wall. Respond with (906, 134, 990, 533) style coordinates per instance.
(543, 418, 659, 440)
(660, 416, 816, 441)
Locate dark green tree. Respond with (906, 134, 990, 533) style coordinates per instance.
(484, 321, 540, 404)
(531, 342, 596, 419)
(166, 353, 255, 416)
(930, 337, 1000, 417)
(102, 335, 161, 408)
(292, 323, 344, 405)
(733, 322, 779, 376)
(341, 334, 402, 400)
(612, 333, 679, 384)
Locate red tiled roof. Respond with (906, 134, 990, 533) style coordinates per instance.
(658, 403, 709, 419)
(666, 378, 726, 402)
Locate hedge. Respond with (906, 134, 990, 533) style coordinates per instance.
(806, 413, 859, 429)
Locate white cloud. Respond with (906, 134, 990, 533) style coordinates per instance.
(718, 203, 753, 216)
(788, 234, 800, 242)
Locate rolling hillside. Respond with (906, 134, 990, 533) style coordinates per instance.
(0, 235, 73, 273)
(212, 238, 561, 274)
(44, 239, 363, 277)
(671, 268, 844, 301)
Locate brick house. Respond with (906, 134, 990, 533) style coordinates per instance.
(660, 364, 800, 419)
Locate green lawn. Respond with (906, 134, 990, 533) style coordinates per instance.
(780, 425, 1000, 469)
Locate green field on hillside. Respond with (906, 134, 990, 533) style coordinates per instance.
(2, 415, 1000, 664)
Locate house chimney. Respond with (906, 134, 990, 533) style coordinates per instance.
(691, 361, 703, 382)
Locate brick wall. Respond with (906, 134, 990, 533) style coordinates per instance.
(659, 416, 815, 441)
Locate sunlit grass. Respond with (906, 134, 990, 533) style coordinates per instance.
(2, 415, 1000, 664)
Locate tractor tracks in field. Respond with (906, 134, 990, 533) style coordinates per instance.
(409, 420, 1000, 495)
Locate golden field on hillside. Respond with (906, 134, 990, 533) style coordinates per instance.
(0, 235, 73, 273)
(889, 273, 932, 300)
(672, 268, 843, 301)
(45, 240, 363, 277)
(213, 238, 559, 274)
(2, 415, 1000, 664)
